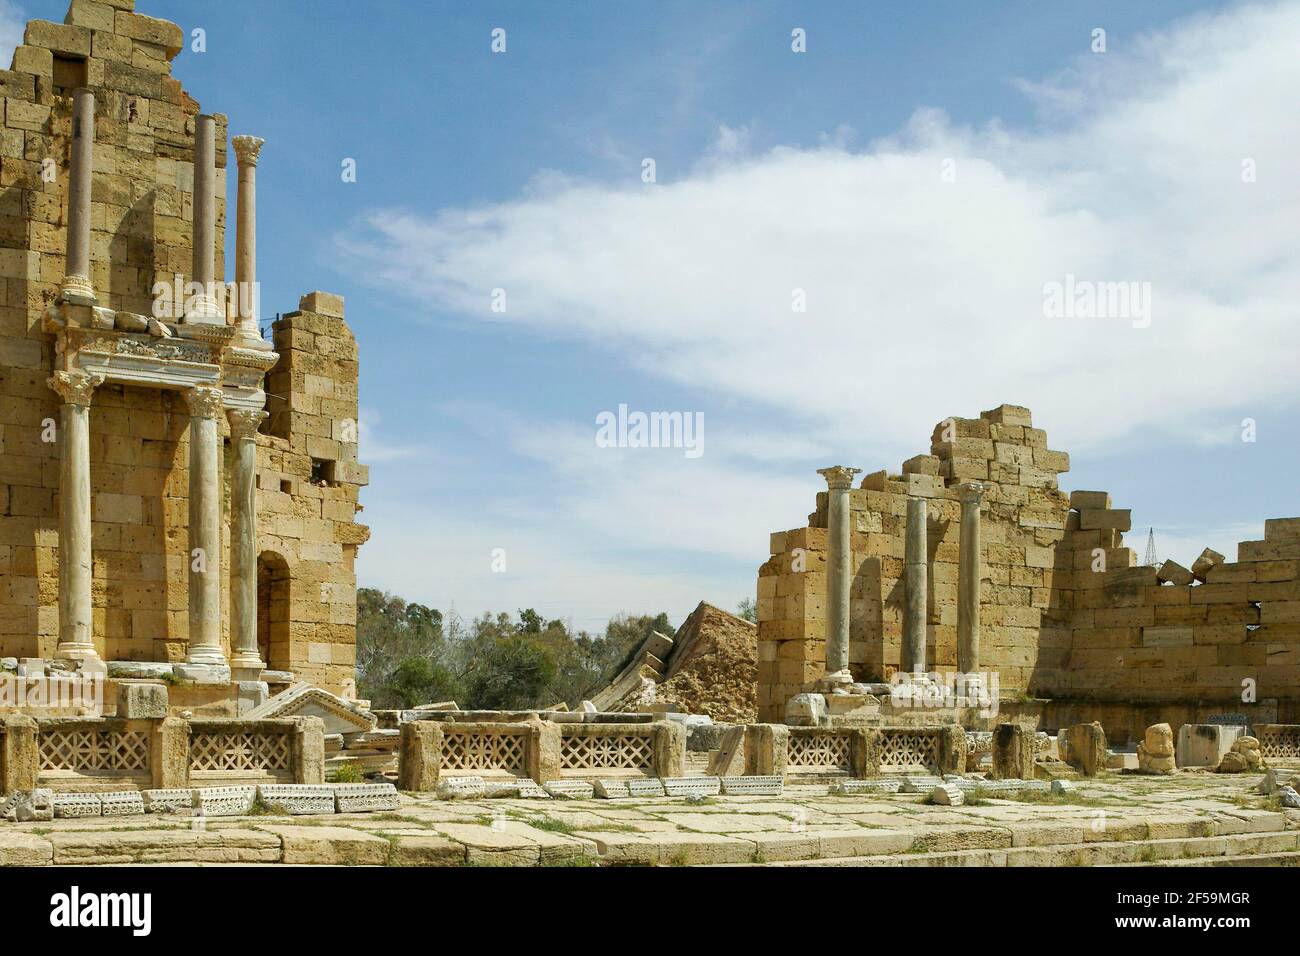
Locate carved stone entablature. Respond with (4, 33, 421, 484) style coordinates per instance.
(227, 408, 267, 440)
(48, 304, 278, 396)
(48, 370, 105, 407)
(223, 344, 279, 374)
(184, 385, 225, 419)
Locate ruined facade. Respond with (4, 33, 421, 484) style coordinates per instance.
(0, 0, 367, 693)
(757, 404, 1300, 731)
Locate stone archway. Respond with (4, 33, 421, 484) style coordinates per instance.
(256, 552, 291, 672)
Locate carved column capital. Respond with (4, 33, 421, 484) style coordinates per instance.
(232, 135, 265, 168)
(226, 408, 267, 440)
(958, 481, 985, 505)
(183, 385, 225, 419)
(817, 465, 860, 491)
(48, 370, 105, 407)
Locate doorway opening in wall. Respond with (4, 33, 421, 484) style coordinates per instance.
(256, 551, 291, 672)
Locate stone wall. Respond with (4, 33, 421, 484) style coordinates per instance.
(756, 403, 1300, 722)
(0, 1, 367, 692)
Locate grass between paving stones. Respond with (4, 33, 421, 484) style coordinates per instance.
(246, 796, 290, 817)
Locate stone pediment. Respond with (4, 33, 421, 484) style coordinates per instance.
(244, 683, 375, 736)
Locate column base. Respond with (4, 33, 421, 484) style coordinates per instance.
(817, 669, 854, 690)
(54, 641, 101, 663)
(59, 274, 96, 306)
(230, 657, 265, 683)
(184, 293, 224, 324)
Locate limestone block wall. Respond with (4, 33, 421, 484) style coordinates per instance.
(256, 294, 369, 690)
(1054, 517, 1300, 709)
(0, 2, 368, 694)
(756, 403, 1300, 723)
(758, 404, 1073, 720)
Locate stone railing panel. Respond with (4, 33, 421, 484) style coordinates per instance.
(187, 717, 320, 785)
(1255, 724, 1300, 762)
(34, 717, 153, 791)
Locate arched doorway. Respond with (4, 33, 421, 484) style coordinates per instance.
(256, 552, 291, 672)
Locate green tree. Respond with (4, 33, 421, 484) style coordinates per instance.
(737, 597, 757, 623)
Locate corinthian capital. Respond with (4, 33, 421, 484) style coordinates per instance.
(48, 370, 105, 407)
(184, 386, 225, 419)
(958, 481, 985, 505)
(232, 135, 265, 168)
(226, 408, 267, 440)
(817, 465, 861, 491)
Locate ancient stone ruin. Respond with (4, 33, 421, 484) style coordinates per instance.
(0, 1, 1295, 871)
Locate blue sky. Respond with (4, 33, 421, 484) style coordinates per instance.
(9, 0, 1298, 631)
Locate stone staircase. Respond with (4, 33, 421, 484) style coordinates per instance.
(708, 816, 1300, 867)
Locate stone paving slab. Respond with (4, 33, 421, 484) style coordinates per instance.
(0, 770, 1292, 867)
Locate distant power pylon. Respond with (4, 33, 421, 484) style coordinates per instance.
(1144, 528, 1159, 567)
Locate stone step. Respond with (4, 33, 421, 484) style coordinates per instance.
(1133, 850, 1300, 867)
(715, 830, 1300, 868)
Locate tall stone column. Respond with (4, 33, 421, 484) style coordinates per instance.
(817, 466, 860, 683)
(957, 482, 984, 675)
(186, 115, 222, 323)
(902, 496, 928, 673)
(227, 408, 267, 675)
(184, 386, 226, 667)
(61, 89, 95, 303)
(48, 370, 104, 661)
(231, 135, 264, 343)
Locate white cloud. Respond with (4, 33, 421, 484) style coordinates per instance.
(344, 2, 1300, 620)
(339, 1, 1300, 466)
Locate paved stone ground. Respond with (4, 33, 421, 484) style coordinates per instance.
(1, 771, 1297, 866)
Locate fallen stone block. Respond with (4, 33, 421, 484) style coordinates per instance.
(10, 789, 53, 822)
(1064, 722, 1107, 776)
(662, 776, 720, 798)
(1177, 723, 1244, 769)
(930, 783, 964, 806)
(142, 788, 193, 814)
(829, 778, 903, 795)
(1156, 559, 1194, 586)
(483, 778, 549, 799)
(1280, 786, 1300, 809)
(719, 775, 783, 796)
(52, 792, 102, 818)
(898, 775, 947, 794)
(333, 782, 400, 812)
(435, 775, 485, 800)
(257, 784, 336, 815)
(100, 791, 145, 816)
(1051, 779, 1076, 795)
(1137, 722, 1176, 775)
(594, 779, 632, 799)
(1192, 547, 1226, 582)
(192, 786, 256, 817)
(543, 780, 594, 800)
